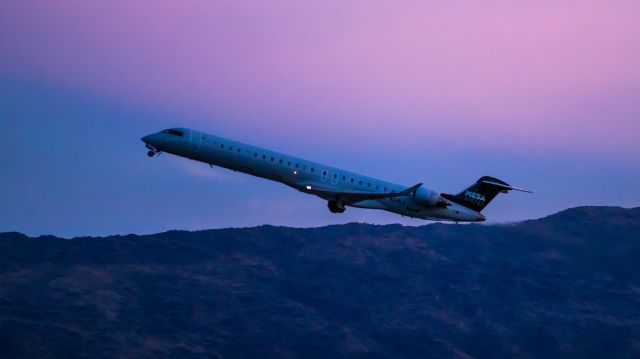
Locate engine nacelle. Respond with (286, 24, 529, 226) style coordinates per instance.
(412, 187, 442, 207)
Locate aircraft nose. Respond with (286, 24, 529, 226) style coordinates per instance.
(141, 133, 161, 150)
(476, 213, 486, 221)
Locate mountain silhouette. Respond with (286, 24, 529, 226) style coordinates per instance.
(1, 206, 639, 358)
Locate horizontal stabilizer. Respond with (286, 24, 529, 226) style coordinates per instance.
(480, 179, 532, 193)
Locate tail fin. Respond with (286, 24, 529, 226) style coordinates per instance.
(442, 176, 531, 212)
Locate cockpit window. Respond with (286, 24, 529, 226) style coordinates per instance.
(162, 129, 184, 137)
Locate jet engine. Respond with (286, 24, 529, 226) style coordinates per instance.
(412, 187, 449, 207)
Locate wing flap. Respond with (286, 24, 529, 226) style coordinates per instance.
(302, 182, 422, 203)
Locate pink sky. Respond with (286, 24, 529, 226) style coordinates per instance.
(2, 1, 639, 154)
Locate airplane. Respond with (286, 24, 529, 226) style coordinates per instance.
(141, 128, 530, 223)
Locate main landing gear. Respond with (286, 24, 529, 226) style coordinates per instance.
(328, 200, 346, 214)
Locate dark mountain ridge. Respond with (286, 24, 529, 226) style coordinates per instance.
(1, 206, 639, 358)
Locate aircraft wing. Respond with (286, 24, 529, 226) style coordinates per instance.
(300, 182, 422, 203)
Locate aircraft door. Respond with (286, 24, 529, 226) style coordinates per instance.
(188, 130, 202, 152)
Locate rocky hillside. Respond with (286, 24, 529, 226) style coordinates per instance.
(1, 206, 639, 358)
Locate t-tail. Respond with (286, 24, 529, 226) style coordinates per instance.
(442, 176, 531, 212)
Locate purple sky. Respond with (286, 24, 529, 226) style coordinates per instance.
(1, 1, 639, 237)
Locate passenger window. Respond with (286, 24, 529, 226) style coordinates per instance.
(279, 159, 283, 164)
(254, 153, 258, 157)
(342, 176, 346, 181)
(270, 157, 274, 162)
(229, 146, 233, 151)
(359, 180, 363, 185)
(351, 178, 354, 183)
(367, 183, 371, 187)
(237, 148, 241, 153)
(220, 144, 224, 149)
(295, 163, 299, 168)
(262, 155, 266, 159)
(384, 187, 388, 192)
(287, 161, 291, 166)
(311, 168, 315, 172)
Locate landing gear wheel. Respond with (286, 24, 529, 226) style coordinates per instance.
(147, 151, 156, 157)
(328, 201, 346, 214)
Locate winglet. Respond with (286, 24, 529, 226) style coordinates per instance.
(398, 183, 422, 196)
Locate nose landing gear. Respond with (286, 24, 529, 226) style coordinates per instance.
(328, 200, 346, 214)
(145, 144, 159, 158)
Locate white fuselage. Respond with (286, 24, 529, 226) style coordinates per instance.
(141, 128, 484, 222)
